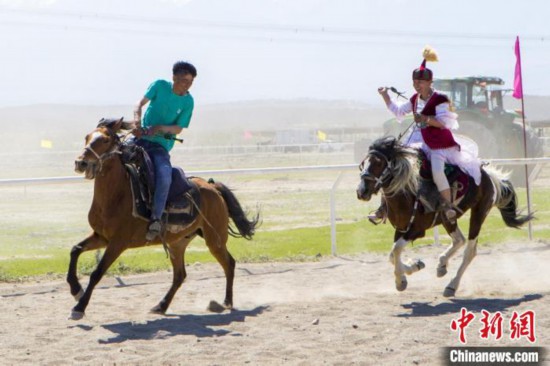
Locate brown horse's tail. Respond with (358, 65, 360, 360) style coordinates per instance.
(489, 170, 534, 228)
(210, 180, 261, 240)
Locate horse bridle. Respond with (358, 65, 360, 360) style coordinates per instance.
(359, 149, 393, 194)
(83, 130, 122, 172)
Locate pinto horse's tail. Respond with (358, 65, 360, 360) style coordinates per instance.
(487, 169, 534, 228)
(210, 180, 261, 240)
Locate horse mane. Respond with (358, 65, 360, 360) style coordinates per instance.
(370, 136, 420, 196)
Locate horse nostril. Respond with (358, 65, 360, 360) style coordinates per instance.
(75, 160, 87, 171)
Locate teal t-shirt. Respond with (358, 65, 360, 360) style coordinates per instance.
(141, 79, 194, 152)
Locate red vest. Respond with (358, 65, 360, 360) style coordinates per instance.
(410, 92, 459, 150)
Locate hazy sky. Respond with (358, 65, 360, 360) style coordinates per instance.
(1, 0, 550, 107)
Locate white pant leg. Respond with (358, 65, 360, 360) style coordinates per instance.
(431, 151, 450, 192)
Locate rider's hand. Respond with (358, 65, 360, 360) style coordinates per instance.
(378, 87, 389, 95)
(132, 127, 144, 138)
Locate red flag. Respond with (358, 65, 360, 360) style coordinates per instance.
(513, 36, 523, 99)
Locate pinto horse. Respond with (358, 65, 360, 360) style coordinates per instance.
(356, 136, 532, 297)
(68, 118, 259, 320)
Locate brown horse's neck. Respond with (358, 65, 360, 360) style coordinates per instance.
(91, 156, 132, 211)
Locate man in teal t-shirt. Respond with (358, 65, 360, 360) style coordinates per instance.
(133, 61, 196, 241)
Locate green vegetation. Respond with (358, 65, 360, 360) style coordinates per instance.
(1, 164, 548, 282)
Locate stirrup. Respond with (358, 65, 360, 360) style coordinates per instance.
(146, 220, 162, 241)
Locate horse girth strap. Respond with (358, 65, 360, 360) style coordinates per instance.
(393, 198, 420, 234)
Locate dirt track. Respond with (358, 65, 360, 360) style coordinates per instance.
(0, 240, 549, 365)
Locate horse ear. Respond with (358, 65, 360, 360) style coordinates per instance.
(120, 117, 136, 131)
(112, 117, 124, 132)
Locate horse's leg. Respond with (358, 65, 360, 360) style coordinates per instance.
(389, 237, 417, 291)
(150, 237, 192, 315)
(69, 241, 126, 320)
(443, 205, 488, 297)
(67, 232, 107, 301)
(203, 222, 235, 309)
(436, 221, 466, 278)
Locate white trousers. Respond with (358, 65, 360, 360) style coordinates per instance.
(431, 151, 450, 192)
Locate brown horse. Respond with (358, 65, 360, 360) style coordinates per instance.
(68, 118, 259, 320)
(356, 136, 533, 297)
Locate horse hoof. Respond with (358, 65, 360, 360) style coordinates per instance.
(415, 260, 425, 271)
(396, 278, 408, 292)
(73, 289, 84, 301)
(149, 305, 165, 315)
(443, 287, 456, 297)
(68, 310, 85, 320)
(207, 300, 226, 313)
(437, 265, 447, 278)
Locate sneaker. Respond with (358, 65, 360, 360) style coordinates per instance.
(146, 220, 161, 241)
(368, 210, 386, 225)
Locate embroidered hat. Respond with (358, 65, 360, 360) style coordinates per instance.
(412, 46, 438, 81)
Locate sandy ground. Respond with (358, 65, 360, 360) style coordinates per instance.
(0, 240, 549, 366)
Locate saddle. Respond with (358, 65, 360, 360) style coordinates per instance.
(416, 150, 472, 213)
(121, 141, 200, 233)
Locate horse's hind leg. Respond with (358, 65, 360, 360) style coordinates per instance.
(437, 222, 466, 278)
(150, 237, 192, 315)
(443, 205, 488, 297)
(69, 241, 126, 320)
(67, 232, 107, 301)
(203, 224, 235, 309)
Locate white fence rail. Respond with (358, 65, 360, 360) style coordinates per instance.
(1, 157, 549, 255)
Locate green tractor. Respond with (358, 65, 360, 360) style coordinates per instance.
(383, 76, 544, 186)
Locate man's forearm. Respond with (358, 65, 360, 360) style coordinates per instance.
(134, 105, 142, 127)
(157, 125, 183, 135)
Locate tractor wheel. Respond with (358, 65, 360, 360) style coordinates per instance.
(457, 121, 499, 158)
(506, 125, 544, 187)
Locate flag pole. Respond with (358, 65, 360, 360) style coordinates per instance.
(514, 36, 533, 240)
(520, 88, 533, 241)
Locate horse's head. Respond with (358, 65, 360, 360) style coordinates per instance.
(75, 117, 134, 179)
(356, 136, 397, 201)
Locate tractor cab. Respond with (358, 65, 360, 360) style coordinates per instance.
(433, 76, 515, 119)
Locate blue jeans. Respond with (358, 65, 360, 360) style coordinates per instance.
(137, 140, 172, 221)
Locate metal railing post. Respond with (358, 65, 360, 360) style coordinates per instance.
(330, 171, 345, 256)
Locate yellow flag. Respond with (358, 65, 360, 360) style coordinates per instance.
(317, 130, 327, 141)
(41, 139, 53, 149)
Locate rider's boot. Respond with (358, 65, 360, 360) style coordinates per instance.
(440, 189, 457, 224)
(146, 218, 162, 241)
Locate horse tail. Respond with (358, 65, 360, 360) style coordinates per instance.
(210, 180, 261, 240)
(486, 168, 534, 228)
